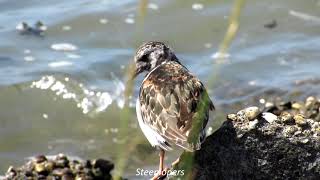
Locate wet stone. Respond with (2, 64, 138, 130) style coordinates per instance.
(262, 112, 277, 123)
(56, 153, 68, 161)
(55, 158, 69, 168)
(279, 101, 292, 108)
(76, 174, 94, 180)
(38, 174, 47, 180)
(280, 111, 294, 124)
(61, 169, 74, 180)
(52, 168, 64, 176)
(283, 126, 298, 137)
(305, 96, 316, 109)
(292, 102, 303, 110)
(227, 113, 237, 121)
(24, 170, 33, 177)
(45, 161, 54, 172)
(34, 155, 47, 163)
(177, 96, 320, 180)
(3, 154, 118, 180)
(248, 119, 259, 130)
(265, 102, 274, 108)
(34, 162, 47, 175)
(237, 106, 260, 121)
(92, 159, 114, 174)
(294, 114, 307, 127)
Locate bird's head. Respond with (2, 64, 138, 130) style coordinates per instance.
(132, 41, 179, 78)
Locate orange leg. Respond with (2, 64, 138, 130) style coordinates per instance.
(171, 157, 180, 167)
(152, 149, 167, 180)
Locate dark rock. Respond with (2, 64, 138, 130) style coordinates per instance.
(34, 155, 47, 163)
(175, 98, 320, 180)
(61, 168, 74, 180)
(92, 159, 114, 174)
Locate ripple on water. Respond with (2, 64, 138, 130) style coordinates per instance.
(148, 3, 159, 10)
(30, 75, 129, 115)
(192, 3, 204, 11)
(51, 43, 78, 51)
(48, 61, 73, 68)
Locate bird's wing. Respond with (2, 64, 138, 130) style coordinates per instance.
(139, 62, 214, 151)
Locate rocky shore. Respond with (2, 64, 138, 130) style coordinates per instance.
(3, 96, 320, 180)
(2, 154, 120, 180)
(176, 96, 320, 179)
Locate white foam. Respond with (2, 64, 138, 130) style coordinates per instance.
(62, 25, 72, 31)
(125, 18, 135, 24)
(24, 56, 35, 62)
(48, 61, 73, 67)
(51, 43, 78, 51)
(211, 52, 230, 59)
(148, 3, 159, 10)
(99, 18, 109, 24)
(192, 3, 204, 11)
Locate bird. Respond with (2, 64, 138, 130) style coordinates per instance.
(16, 21, 46, 36)
(132, 41, 214, 179)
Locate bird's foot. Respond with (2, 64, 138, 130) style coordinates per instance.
(152, 167, 169, 180)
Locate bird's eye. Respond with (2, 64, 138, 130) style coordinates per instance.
(139, 54, 149, 62)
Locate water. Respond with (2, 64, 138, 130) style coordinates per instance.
(1, 0, 320, 179)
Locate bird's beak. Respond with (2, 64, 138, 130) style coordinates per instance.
(131, 67, 143, 80)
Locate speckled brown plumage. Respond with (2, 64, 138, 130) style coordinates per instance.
(138, 61, 214, 151)
(133, 41, 214, 179)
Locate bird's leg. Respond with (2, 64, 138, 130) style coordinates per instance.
(152, 149, 168, 180)
(159, 149, 165, 172)
(171, 157, 180, 168)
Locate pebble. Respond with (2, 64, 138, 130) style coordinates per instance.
(92, 159, 114, 173)
(280, 101, 292, 109)
(305, 96, 316, 109)
(45, 161, 54, 172)
(259, 98, 266, 104)
(300, 138, 309, 144)
(34, 162, 46, 174)
(5, 154, 115, 179)
(262, 112, 278, 123)
(227, 113, 237, 121)
(294, 130, 302, 136)
(52, 168, 64, 176)
(237, 106, 260, 121)
(34, 155, 47, 163)
(283, 126, 298, 137)
(294, 114, 307, 127)
(280, 112, 293, 124)
(265, 102, 274, 108)
(248, 119, 259, 130)
(292, 102, 303, 110)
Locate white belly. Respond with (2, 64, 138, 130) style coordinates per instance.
(136, 99, 172, 151)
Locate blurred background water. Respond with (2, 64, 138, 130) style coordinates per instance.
(0, 0, 320, 179)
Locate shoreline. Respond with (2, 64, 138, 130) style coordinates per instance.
(3, 96, 320, 179)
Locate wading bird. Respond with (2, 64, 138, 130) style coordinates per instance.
(132, 41, 214, 179)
